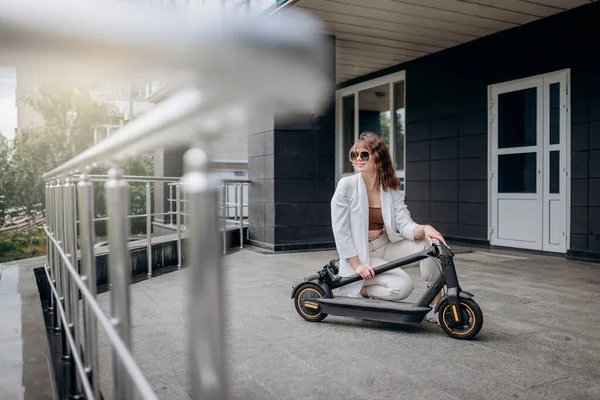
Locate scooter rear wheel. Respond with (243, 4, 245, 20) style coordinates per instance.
(438, 298, 483, 340)
(294, 283, 328, 322)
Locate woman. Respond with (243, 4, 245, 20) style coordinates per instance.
(330, 132, 447, 323)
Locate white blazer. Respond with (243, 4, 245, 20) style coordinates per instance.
(330, 173, 419, 296)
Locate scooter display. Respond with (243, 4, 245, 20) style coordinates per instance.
(291, 240, 483, 340)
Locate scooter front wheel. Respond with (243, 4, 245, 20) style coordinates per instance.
(438, 298, 483, 340)
(294, 283, 328, 322)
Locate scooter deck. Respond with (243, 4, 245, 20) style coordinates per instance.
(317, 297, 431, 324)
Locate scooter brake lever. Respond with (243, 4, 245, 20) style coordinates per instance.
(432, 238, 454, 257)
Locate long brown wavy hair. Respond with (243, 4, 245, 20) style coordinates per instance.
(349, 131, 400, 191)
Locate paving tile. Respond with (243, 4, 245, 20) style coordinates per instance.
(11, 246, 600, 400)
(228, 369, 278, 400)
(0, 268, 20, 294)
(478, 312, 552, 336)
(525, 375, 600, 400)
(231, 337, 371, 400)
(281, 336, 432, 399)
(136, 373, 191, 400)
(0, 361, 23, 400)
(0, 310, 22, 340)
(472, 330, 600, 383)
(0, 293, 21, 311)
(86, 247, 600, 400)
(431, 365, 543, 400)
(0, 338, 23, 364)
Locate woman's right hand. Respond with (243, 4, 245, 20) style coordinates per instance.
(355, 264, 375, 280)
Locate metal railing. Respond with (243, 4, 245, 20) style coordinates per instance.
(43, 173, 250, 397)
(168, 179, 250, 255)
(220, 179, 250, 254)
(72, 174, 179, 277)
(2, 1, 330, 399)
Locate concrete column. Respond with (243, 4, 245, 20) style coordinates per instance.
(247, 35, 336, 252)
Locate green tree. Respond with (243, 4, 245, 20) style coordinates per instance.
(91, 152, 154, 239)
(0, 81, 154, 256)
(0, 133, 10, 224)
(1, 130, 53, 253)
(8, 82, 115, 229)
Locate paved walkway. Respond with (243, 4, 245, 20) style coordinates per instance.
(94, 246, 600, 400)
(0, 256, 55, 400)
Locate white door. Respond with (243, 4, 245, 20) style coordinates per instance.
(489, 70, 569, 253)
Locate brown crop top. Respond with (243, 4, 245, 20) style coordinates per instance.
(369, 207, 384, 230)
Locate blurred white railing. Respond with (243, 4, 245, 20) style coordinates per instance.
(0, 0, 331, 399)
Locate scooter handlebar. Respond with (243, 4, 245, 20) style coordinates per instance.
(305, 272, 321, 282)
(296, 240, 454, 290)
(331, 240, 455, 288)
(334, 249, 431, 288)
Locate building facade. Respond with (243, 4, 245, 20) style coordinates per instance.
(243, 0, 600, 262)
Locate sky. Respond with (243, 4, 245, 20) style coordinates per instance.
(0, 66, 17, 142)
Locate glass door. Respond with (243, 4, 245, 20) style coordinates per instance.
(490, 70, 569, 253)
(490, 79, 544, 251)
(335, 71, 406, 189)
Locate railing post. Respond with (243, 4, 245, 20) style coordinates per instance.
(65, 176, 83, 398)
(183, 188, 187, 229)
(176, 183, 182, 269)
(45, 182, 54, 315)
(182, 146, 227, 400)
(77, 173, 100, 400)
(234, 183, 238, 224)
(169, 184, 174, 225)
(238, 183, 243, 249)
(52, 180, 62, 333)
(105, 167, 133, 400)
(146, 182, 153, 278)
(225, 184, 229, 221)
(222, 183, 227, 255)
(59, 178, 71, 360)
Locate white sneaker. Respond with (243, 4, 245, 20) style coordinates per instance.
(425, 308, 439, 324)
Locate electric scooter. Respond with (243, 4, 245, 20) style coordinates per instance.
(291, 240, 483, 340)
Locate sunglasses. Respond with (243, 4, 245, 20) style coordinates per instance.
(350, 151, 371, 161)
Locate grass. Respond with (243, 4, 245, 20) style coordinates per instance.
(0, 228, 47, 263)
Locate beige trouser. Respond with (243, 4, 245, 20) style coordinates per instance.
(363, 233, 441, 301)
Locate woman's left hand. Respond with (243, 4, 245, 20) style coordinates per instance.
(423, 225, 448, 247)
